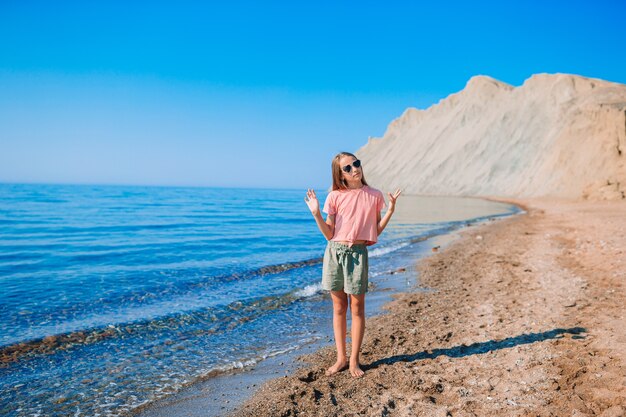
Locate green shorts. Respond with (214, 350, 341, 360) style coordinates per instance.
(322, 241, 369, 295)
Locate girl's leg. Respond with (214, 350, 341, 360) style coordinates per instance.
(326, 290, 349, 376)
(349, 293, 366, 377)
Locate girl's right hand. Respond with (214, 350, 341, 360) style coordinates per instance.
(304, 189, 320, 216)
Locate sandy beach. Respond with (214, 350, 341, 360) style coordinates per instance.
(233, 198, 626, 416)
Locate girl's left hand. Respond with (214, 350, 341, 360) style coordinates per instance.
(387, 188, 402, 211)
(304, 189, 321, 216)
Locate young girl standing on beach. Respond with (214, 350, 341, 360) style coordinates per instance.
(304, 152, 401, 378)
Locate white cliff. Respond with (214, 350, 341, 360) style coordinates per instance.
(357, 73, 626, 200)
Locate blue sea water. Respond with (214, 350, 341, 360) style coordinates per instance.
(0, 183, 519, 416)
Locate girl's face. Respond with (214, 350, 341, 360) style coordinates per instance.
(339, 155, 362, 184)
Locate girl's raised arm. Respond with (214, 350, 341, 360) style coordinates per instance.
(377, 188, 402, 235)
(305, 189, 334, 240)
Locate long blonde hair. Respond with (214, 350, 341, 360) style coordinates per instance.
(331, 152, 369, 191)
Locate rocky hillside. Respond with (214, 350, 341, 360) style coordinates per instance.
(357, 73, 626, 200)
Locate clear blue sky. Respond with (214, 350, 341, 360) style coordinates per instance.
(1, 0, 625, 190)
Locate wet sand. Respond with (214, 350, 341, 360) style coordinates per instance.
(234, 198, 626, 416)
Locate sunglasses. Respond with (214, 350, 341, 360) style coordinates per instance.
(342, 159, 361, 173)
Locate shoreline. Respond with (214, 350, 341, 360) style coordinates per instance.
(232, 197, 625, 416)
(134, 230, 473, 417)
(135, 201, 522, 417)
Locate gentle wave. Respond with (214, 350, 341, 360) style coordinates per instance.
(293, 282, 323, 298)
(0, 284, 316, 364)
(129, 339, 321, 416)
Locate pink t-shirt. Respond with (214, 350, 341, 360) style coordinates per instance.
(322, 185, 386, 246)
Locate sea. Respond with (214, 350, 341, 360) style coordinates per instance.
(0, 183, 520, 416)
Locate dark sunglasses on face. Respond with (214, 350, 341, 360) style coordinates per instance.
(342, 159, 361, 173)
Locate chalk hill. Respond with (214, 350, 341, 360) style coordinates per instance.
(357, 73, 626, 200)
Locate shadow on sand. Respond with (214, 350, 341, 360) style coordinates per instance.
(365, 326, 587, 370)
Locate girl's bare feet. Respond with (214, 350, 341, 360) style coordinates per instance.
(349, 360, 364, 378)
(325, 359, 348, 376)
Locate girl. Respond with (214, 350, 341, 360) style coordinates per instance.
(304, 152, 401, 378)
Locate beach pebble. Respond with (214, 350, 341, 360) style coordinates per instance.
(476, 235, 483, 241)
(458, 387, 471, 397)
